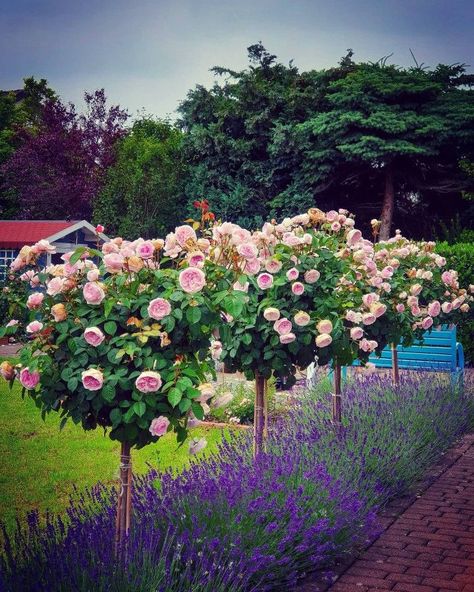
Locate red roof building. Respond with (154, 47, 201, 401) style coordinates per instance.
(0, 220, 77, 249)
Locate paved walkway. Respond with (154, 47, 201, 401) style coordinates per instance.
(324, 434, 474, 592)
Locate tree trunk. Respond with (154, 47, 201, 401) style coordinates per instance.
(115, 441, 132, 558)
(379, 164, 395, 241)
(254, 372, 266, 458)
(391, 343, 400, 386)
(332, 363, 342, 424)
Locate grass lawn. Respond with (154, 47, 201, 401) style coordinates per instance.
(0, 372, 226, 531)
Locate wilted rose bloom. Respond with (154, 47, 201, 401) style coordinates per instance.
(187, 251, 205, 268)
(189, 437, 207, 455)
(51, 303, 67, 322)
(410, 284, 422, 296)
(26, 321, 43, 334)
(213, 391, 233, 408)
(0, 361, 15, 380)
(179, 267, 206, 293)
(47, 277, 66, 296)
(362, 313, 376, 326)
(196, 383, 214, 403)
(244, 258, 261, 275)
(126, 256, 144, 273)
(19, 367, 40, 389)
(263, 307, 280, 321)
(81, 368, 104, 391)
(294, 311, 310, 326)
(280, 332, 296, 344)
(136, 371, 162, 393)
(233, 280, 249, 292)
(316, 333, 332, 348)
(421, 316, 433, 330)
(427, 301, 441, 317)
(103, 253, 124, 273)
(460, 303, 470, 313)
(317, 319, 333, 334)
(286, 268, 299, 281)
(304, 269, 320, 284)
(350, 327, 364, 340)
(210, 340, 223, 360)
(83, 282, 106, 305)
(149, 416, 170, 437)
(136, 240, 155, 259)
(396, 303, 405, 313)
(346, 228, 362, 245)
(265, 259, 282, 274)
(274, 318, 293, 335)
(84, 327, 105, 347)
(175, 225, 197, 246)
(148, 297, 172, 320)
(345, 310, 362, 323)
(257, 272, 273, 290)
(292, 282, 305, 295)
(27, 292, 44, 310)
(371, 302, 387, 318)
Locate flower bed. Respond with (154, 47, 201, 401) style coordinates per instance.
(1, 373, 471, 592)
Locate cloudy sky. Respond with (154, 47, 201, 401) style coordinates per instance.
(1, 0, 473, 119)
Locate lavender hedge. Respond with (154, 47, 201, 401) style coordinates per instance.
(1, 373, 471, 592)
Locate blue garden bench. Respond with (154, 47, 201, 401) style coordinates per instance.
(307, 326, 465, 389)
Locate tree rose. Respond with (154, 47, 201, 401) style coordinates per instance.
(263, 307, 280, 321)
(148, 298, 172, 320)
(135, 371, 162, 393)
(427, 301, 441, 317)
(304, 269, 320, 283)
(104, 253, 124, 273)
(316, 333, 332, 348)
(0, 361, 15, 381)
(81, 368, 104, 391)
(84, 327, 105, 347)
(280, 332, 296, 344)
(265, 259, 282, 274)
(362, 313, 376, 325)
(257, 273, 273, 290)
(149, 416, 170, 437)
(294, 311, 310, 326)
(286, 268, 299, 281)
(350, 327, 364, 340)
(26, 321, 43, 334)
(274, 318, 293, 335)
(136, 241, 155, 259)
(317, 320, 333, 334)
(19, 368, 40, 390)
(179, 267, 206, 293)
(421, 316, 433, 330)
(83, 282, 105, 305)
(26, 292, 44, 310)
(51, 303, 67, 322)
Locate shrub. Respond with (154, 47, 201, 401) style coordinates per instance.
(436, 241, 474, 364)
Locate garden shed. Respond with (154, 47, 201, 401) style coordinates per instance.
(0, 220, 109, 280)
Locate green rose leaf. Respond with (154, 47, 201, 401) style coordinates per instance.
(186, 307, 201, 324)
(168, 387, 182, 407)
(104, 321, 117, 335)
(133, 401, 146, 417)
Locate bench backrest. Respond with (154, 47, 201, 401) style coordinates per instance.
(365, 326, 458, 372)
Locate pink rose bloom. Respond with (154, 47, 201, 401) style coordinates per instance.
(149, 416, 170, 437)
(396, 303, 405, 313)
(326, 210, 338, 222)
(410, 284, 422, 296)
(411, 305, 421, 316)
(427, 301, 441, 317)
(19, 368, 40, 390)
(304, 269, 320, 284)
(263, 307, 280, 321)
(406, 295, 418, 307)
(175, 225, 197, 246)
(441, 271, 454, 286)
(292, 282, 305, 295)
(441, 302, 452, 314)
(370, 302, 387, 318)
(274, 318, 293, 336)
(244, 258, 261, 275)
(26, 321, 43, 334)
(362, 293, 378, 307)
(104, 253, 124, 273)
(362, 313, 376, 326)
(331, 221, 341, 232)
(345, 310, 361, 323)
(102, 242, 120, 255)
(27, 292, 44, 310)
(257, 273, 273, 290)
(237, 242, 258, 260)
(317, 320, 333, 334)
(189, 437, 207, 455)
(452, 298, 462, 310)
(265, 259, 282, 274)
(421, 316, 433, 330)
(87, 269, 100, 282)
(359, 339, 378, 352)
(381, 266, 394, 279)
(233, 281, 249, 292)
(47, 277, 66, 296)
(286, 268, 299, 281)
(83, 282, 106, 305)
(136, 241, 155, 259)
(32, 239, 55, 254)
(316, 333, 332, 348)
(294, 311, 310, 326)
(280, 332, 296, 344)
(210, 340, 223, 360)
(346, 229, 362, 246)
(84, 327, 105, 347)
(350, 327, 364, 340)
(187, 251, 205, 268)
(136, 371, 162, 393)
(148, 298, 172, 320)
(6, 319, 19, 327)
(179, 268, 206, 293)
(282, 232, 302, 247)
(81, 368, 104, 391)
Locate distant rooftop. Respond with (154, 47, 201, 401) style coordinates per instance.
(0, 220, 79, 249)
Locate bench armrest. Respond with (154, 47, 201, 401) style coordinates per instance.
(456, 342, 465, 371)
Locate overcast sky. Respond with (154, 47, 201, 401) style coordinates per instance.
(1, 0, 473, 119)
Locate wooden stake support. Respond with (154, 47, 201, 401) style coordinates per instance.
(115, 441, 132, 559)
(332, 362, 342, 424)
(253, 372, 267, 458)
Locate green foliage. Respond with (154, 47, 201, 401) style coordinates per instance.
(94, 117, 187, 238)
(435, 241, 474, 364)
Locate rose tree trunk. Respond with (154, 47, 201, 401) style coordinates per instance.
(115, 441, 133, 558)
(379, 163, 395, 241)
(254, 372, 267, 458)
(332, 362, 342, 424)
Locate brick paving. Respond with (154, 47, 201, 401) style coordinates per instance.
(301, 433, 474, 592)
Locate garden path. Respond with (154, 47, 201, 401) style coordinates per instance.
(301, 433, 474, 592)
